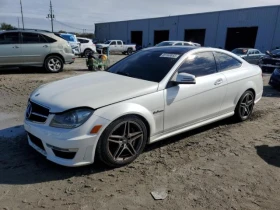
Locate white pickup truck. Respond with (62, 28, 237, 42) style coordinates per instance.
(96, 40, 136, 55)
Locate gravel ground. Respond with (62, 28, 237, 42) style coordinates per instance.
(0, 57, 280, 210)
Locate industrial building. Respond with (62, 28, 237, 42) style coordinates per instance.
(95, 5, 280, 51)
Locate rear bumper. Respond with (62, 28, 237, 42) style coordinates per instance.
(64, 53, 75, 64)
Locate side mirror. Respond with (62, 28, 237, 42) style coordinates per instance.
(265, 50, 271, 55)
(175, 72, 196, 84)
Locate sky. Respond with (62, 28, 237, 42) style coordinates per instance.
(0, 0, 279, 33)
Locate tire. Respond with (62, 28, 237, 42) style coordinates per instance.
(234, 90, 255, 122)
(44, 56, 64, 73)
(96, 115, 148, 167)
(84, 49, 93, 57)
(127, 48, 133, 55)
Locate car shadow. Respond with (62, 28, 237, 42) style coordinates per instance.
(255, 145, 280, 168)
(0, 126, 111, 185)
(0, 67, 46, 74)
(263, 85, 280, 97)
(145, 116, 238, 153)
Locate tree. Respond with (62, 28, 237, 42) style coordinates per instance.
(0, 22, 16, 30)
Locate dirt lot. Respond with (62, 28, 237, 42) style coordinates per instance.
(0, 57, 280, 210)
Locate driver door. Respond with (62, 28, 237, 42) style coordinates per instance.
(164, 52, 227, 132)
(109, 41, 117, 52)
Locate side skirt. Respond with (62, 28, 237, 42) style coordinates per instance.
(149, 112, 234, 144)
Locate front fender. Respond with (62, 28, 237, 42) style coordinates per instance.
(94, 102, 156, 136)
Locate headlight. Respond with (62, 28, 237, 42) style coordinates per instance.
(274, 68, 280, 75)
(50, 108, 93, 129)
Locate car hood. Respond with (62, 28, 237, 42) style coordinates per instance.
(30, 72, 158, 113)
(96, 44, 109, 48)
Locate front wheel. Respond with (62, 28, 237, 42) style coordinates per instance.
(84, 49, 93, 57)
(96, 116, 148, 167)
(234, 90, 255, 121)
(44, 56, 63, 73)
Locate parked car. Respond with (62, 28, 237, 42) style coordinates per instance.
(96, 40, 136, 55)
(258, 49, 280, 72)
(77, 37, 97, 57)
(269, 68, 280, 89)
(58, 33, 81, 55)
(24, 46, 263, 167)
(0, 29, 75, 72)
(155, 41, 201, 47)
(232, 48, 265, 64)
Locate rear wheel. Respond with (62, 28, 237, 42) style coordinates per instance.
(234, 90, 255, 121)
(96, 116, 147, 167)
(127, 48, 133, 55)
(44, 56, 63, 73)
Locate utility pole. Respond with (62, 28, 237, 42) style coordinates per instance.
(20, 0, 24, 29)
(46, 0, 55, 32)
(17, 17, 20, 29)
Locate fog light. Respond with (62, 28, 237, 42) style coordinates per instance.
(46, 144, 78, 152)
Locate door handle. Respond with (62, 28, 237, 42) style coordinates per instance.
(13, 46, 19, 49)
(43, 45, 48, 48)
(214, 78, 223, 85)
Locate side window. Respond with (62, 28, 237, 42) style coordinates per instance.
(183, 43, 191, 46)
(83, 39, 89, 43)
(22, 33, 46, 44)
(117, 41, 122, 45)
(178, 52, 217, 77)
(254, 50, 260, 54)
(248, 50, 253, 55)
(214, 52, 242, 72)
(77, 39, 83, 43)
(0, 33, 19, 44)
(110, 41, 116, 45)
(41, 34, 56, 43)
(175, 42, 183, 46)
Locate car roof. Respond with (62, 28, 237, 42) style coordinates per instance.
(143, 46, 198, 54)
(0, 29, 53, 33)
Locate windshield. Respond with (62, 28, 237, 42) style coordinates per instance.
(60, 34, 77, 42)
(271, 49, 280, 55)
(232, 48, 248, 55)
(156, 42, 174, 47)
(107, 50, 183, 82)
(104, 40, 111, 44)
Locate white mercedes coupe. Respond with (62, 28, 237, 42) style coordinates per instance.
(24, 46, 263, 167)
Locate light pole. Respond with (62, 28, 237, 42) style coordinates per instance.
(20, 0, 24, 29)
(46, 0, 55, 32)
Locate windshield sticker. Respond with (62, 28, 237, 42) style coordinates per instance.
(160, 53, 180, 59)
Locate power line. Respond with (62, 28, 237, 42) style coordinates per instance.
(53, 19, 94, 32)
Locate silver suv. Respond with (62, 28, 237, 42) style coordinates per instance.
(0, 29, 75, 73)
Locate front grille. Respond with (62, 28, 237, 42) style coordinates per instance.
(26, 101, 49, 123)
(262, 58, 278, 65)
(28, 133, 45, 151)
(52, 150, 76, 159)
